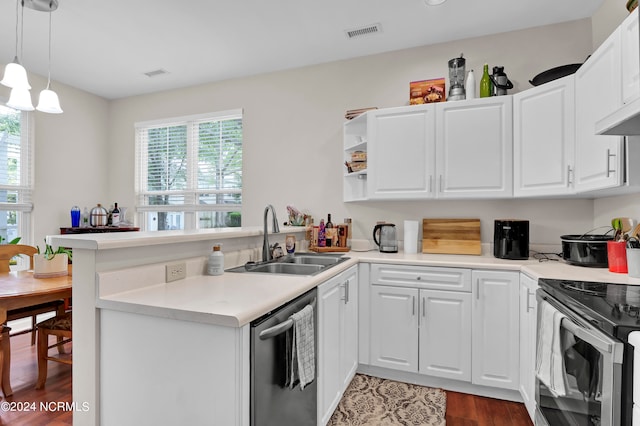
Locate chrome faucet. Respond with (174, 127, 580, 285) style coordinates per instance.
(262, 204, 280, 261)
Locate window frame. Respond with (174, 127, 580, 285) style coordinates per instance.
(134, 109, 243, 231)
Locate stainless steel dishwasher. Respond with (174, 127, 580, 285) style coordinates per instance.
(250, 288, 317, 426)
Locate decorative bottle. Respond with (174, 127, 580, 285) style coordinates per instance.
(480, 64, 492, 98)
(318, 219, 326, 247)
(465, 69, 476, 100)
(207, 244, 224, 276)
(111, 203, 120, 226)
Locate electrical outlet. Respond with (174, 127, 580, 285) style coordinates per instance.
(166, 262, 186, 283)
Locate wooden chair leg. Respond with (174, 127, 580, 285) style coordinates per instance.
(1, 326, 13, 397)
(35, 328, 48, 390)
(56, 305, 66, 354)
(31, 314, 36, 346)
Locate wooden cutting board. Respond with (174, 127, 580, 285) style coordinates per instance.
(422, 218, 481, 255)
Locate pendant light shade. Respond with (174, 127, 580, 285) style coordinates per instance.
(36, 88, 62, 113)
(7, 87, 35, 111)
(1, 59, 31, 89)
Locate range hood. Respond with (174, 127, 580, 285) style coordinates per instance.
(596, 96, 640, 135)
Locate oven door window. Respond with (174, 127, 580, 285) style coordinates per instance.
(536, 300, 623, 426)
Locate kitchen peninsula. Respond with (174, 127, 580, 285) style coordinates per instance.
(51, 229, 640, 426)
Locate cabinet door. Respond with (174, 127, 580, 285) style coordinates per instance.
(575, 29, 625, 192)
(370, 285, 419, 372)
(472, 270, 520, 390)
(367, 105, 436, 199)
(318, 275, 343, 425)
(519, 273, 539, 422)
(435, 97, 513, 198)
(622, 9, 640, 105)
(419, 289, 471, 382)
(340, 267, 358, 390)
(513, 76, 575, 197)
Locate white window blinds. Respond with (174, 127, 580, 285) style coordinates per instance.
(135, 109, 242, 231)
(0, 103, 33, 243)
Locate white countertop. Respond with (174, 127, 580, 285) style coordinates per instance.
(96, 248, 640, 328)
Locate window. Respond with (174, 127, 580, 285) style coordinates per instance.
(135, 110, 242, 231)
(0, 103, 33, 244)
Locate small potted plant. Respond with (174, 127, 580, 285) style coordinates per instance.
(34, 240, 72, 278)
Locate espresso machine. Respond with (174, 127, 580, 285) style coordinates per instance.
(448, 54, 466, 101)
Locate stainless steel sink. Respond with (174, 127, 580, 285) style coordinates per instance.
(226, 253, 348, 276)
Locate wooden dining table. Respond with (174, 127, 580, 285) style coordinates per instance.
(0, 270, 72, 397)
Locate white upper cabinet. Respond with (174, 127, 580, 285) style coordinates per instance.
(436, 96, 513, 198)
(513, 75, 576, 197)
(367, 105, 436, 200)
(621, 9, 640, 105)
(574, 27, 625, 192)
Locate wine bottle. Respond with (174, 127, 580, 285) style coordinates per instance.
(326, 214, 334, 228)
(480, 64, 492, 98)
(112, 203, 120, 226)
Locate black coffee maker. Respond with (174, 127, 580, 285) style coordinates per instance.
(494, 219, 529, 259)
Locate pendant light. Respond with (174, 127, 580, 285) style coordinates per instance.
(36, 9, 62, 113)
(1, 0, 31, 90)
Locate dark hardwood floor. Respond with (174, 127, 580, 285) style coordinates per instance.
(0, 332, 532, 425)
(0, 332, 72, 426)
(446, 390, 533, 426)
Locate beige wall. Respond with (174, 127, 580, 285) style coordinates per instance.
(108, 18, 597, 247)
(592, 0, 630, 49)
(0, 72, 109, 246)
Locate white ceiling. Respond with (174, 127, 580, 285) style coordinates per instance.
(0, 0, 604, 100)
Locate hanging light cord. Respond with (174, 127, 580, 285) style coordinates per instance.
(19, 0, 25, 63)
(46, 11, 52, 89)
(12, 0, 20, 60)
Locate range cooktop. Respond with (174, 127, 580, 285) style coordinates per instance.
(538, 278, 640, 340)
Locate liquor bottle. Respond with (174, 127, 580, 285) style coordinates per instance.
(111, 203, 120, 226)
(318, 219, 326, 247)
(465, 69, 476, 100)
(480, 64, 492, 98)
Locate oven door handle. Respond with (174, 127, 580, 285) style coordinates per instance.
(561, 317, 616, 355)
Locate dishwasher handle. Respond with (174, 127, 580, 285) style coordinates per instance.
(258, 298, 316, 340)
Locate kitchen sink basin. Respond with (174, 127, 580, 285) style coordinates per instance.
(226, 253, 348, 276)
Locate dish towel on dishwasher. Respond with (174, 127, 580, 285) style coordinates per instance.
(289, 304, 315, 390)
(535, 300, 568, 396)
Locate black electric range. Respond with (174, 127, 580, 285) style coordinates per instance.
(538, 278, 640, 426)
(538, 278, 640, 341)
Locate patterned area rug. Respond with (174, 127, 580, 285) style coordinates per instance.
(327, 374, 447, 426)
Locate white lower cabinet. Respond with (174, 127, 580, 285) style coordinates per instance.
(318, 265, 358, 426)
(519, 273, 538, 421)
(369, 264, 472, 381)
(472, 270, 520, 390)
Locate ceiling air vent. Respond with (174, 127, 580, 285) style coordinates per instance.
(345, 23, 382, 39)
(144, 69, 169, 78)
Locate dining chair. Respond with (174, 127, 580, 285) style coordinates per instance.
(0, 244, 66, 345)
(0, 325, 11, 396)
(35, 312, 72, 390)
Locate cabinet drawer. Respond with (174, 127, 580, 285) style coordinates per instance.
(370, 264, 471, 292)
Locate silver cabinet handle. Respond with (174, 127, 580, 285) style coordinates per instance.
(344, 280, 350, 304)
(567, 165, 573, 186)
(428, 175, 433, 193)
(476, 279, 480, 300)
(439, 175, 443, 192)
(412, 295, 416, 316)
(526, 289, 534, 313)
(606, 149, 616, 178)
(422, 297, 426, 317)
